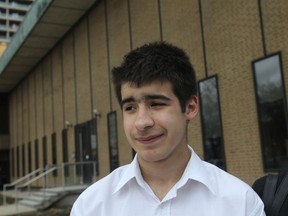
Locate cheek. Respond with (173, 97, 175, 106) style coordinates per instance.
(155, 109, 185, 124)
(123, 116, 134, 135)
(161, 112, 187, 133)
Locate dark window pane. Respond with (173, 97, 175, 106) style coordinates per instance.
(28, 142, 32, 173)
(253, 53, 288, 171)
(52, 133, 57, 176)
(11, 148, 14, 177)
(62, 129, 69, 176)
(16, 146, 20, 177)
(0, 93, 9, 134)
(22, 144, 25, 176)
(107, 111, 119, 171)
(0, 149, 10, 187)
(35, 139, 39, 171)
(198, 76, 226, 170)
(42, 136, 47, 168)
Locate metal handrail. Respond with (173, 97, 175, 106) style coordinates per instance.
(9, 161, 97, 208)
(16, 167, 57, 189)
(14, 167, 57, 207)
(3, 168, 42, 205)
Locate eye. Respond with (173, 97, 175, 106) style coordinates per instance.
(123, 104, 136, 112)
(150, 102, 166, 108)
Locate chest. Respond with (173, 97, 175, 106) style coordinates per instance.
(87, 186, 247, 216)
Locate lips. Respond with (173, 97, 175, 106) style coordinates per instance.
(135, 134, 163, 144)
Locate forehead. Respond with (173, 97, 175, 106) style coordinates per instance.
(121, 81, 175, 99)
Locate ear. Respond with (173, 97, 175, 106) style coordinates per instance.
(185, 96, 198, 121)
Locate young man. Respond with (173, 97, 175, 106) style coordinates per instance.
(70, 42, 265, 216)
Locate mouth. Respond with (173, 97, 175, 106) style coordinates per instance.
(135, 134, 163, 145)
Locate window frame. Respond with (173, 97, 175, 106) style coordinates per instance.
(107, 111, 119, 172)
(198, 75, 226, 170)
(252, 52, 288, 172)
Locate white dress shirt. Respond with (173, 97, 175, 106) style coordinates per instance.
(70, 146, 265, 216)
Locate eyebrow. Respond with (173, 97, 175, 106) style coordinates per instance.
(121, 94, 172, 107)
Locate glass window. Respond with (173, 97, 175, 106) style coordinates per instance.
(28, 142, 32, 173)
(11, 148, 14, 177)
(16, 146, 19, 177)
(34, 139, 39, 171)
(62, 129, 69, 176)
(42, 136, 47, 169)
(107, 111, 119, 171)
(0, 149, 9, 185)
(252, 53, 288, 171)
(22, 144, 25, 176)
(198, 75, 226, 170)
(51, 133, 57, 176)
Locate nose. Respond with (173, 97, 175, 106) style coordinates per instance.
(134, 107, 154, 131)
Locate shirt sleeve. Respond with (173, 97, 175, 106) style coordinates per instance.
(247, 188, 266, 216)
(70, 198, 83, 216)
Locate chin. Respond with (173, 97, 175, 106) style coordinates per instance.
(138, 152, 166, 163)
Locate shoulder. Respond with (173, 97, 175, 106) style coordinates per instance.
(73, 164, 129, 205)
(203, 161, 261, 200)
(190, 149, 254, 195)
(203, 161, 250, 189)
(70, 164, 131, 215)
(203, 162, 264, 214)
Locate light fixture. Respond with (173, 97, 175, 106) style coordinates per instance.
(93, 109, 101, 118)
(65, 120, 73, 129)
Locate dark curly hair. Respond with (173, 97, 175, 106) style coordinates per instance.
(112, 41, 197, 112)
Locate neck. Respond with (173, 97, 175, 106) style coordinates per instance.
(138, 145, 191, 200)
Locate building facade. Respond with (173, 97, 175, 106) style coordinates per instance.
(0, 0, 288, 187)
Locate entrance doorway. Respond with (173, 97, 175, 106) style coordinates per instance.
(74, 119, 98, 183)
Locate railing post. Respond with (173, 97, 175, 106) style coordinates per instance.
(3, 185, 7, 205)
(74, 163, 76, 184)
(28, 184, 31, 196)
(80, 161, 84, 185)
(44, 166, 48, 206)
(45, 165, 48, 189)
(15, 186, 18, 211)
(93, 162, 96, 182)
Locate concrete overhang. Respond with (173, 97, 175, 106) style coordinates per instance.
(0, 0, 97, 93)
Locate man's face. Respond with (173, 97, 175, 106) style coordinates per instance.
(121, 81, 198, 164)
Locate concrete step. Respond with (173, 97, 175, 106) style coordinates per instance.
(26, 194, 53, 202)
(18, 189, 66, 210)
(33, 191, 58, 197)
(18, 199, 42, 207)
(41, 187, 63, 192)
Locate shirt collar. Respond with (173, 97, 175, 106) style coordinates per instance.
(113, 155, 143, 194)
(179, 146, 217, 195)
(113, 146, 216, 195)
